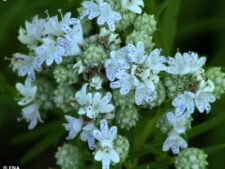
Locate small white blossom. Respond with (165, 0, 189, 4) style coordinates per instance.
(20, 103, 43, 130)
(90, 75, 103, 90)
(135, 82, 155, 105)
(121, 0, 144, 14)
(35, 37, 66, 66)
(56, 18, 84, 56)
(81, 1, 121, 31)
(80, 122, 96, 150)
(12, 53, 41, 80)
(105, 47, 130, 82)
(16, 81, 37, 106)
(93, 119, 119, 169)
(167, 112, 191, 134)
(73, 60, 86, 74)
(64, 115, 83, 140)
(194, 90, 216, 113)
(75, 83, 114, 119)
(172, 91, 216, 115)
(18, 15, 45, 46)
(166, 52, 206, 75)
(172, 92, 195, 116)
(163, 131, 188, 154)
(64, 115, 96, 150)
(145, 49, 166, 73)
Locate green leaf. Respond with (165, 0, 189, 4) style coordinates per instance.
(204, 144, 225, 155)
(11, 120, 64, 144)
(161, 0, 181, 54)
(187, 112, 225, 138)
(19, 127, 64, 164)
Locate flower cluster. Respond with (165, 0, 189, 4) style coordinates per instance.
(10, 0, 225, 169)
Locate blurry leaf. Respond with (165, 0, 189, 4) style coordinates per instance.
(178, 17, 225, 38)
(204, 144, 225, 155)
(11, 120, 64, 144)
(161, 0, 181, 54)
(156, 0, 168, 17)
(187, 112, 225, 138)
(19, 127, 64, 164)
(136, 158, 174, 169)
(0, 0, 27, 44)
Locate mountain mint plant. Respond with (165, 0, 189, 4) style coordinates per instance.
(10, 0, 225, 168)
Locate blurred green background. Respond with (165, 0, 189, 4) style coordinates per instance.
(0, 0, 225, 168)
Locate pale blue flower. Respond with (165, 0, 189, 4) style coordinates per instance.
(64, 115, 83, 140)
(166, 52, 206, 75)
(93, 119, 119, 169)
(163, 131, 188, 154)
(64, 115, 96, 150)
(167, 112, 191, 134)
(75, 83, 114, 119)
(21, 103, 43, 130)
(18, 15, 45, 46)
(81, 1, 121, 31)
(121, 0, 144, 14)
(16, 81, 37, 106)
(12, 53, 41, 80)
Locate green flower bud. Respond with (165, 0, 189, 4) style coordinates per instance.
(83, 44, 107, 67)
(206, 67, 225, 99)
(126, 30, 155, 51)
(114, 135, 129, 162)
(53, 64, 79, 85)
(156, 113, 172, 133)
(164, 75, 189, 99)
(150, 82, 166, 108)
(112, 89, 135, 109)
(35, 78, 54, 110)
(134, 13, 157, 35)
(54, 84, 78, 113)
(115, 106, 139, 130)
(55, 143, 83, 169)
(175, 148, 208, 169)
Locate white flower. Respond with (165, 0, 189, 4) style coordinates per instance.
(64, 115, 96, 150)
(127, 41, 146, 64)
(93, 119, 119, 169)
(121, 0, 144, 14)
(18, 15, 45, 46)
(20, 103, 43, 130)
(163, 131, 188, 154)
(172, 91, 216, 115)
(110, 73, 137, 95)
(105, 47, 130, 82)
(166, 52, 206, 75)
(56, 18, 84, 56)
(195, 90, 216, 113)
(172, 92, 195, 116)
(73, 60, 86, 74)
(90, 75, 103, 90)
(146, 49, 166, 73)
(135, 82, 155, 105)
(64, 115, 83, 140)
(167, 112, 191, 134)
(35, 37, 66, 66)
(75, 83, 114, 119)
(81, 1, 121, 31)
(80, 122, 96, 150)
(12, 53, 41, 80)
(16, 81, 37, 106)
